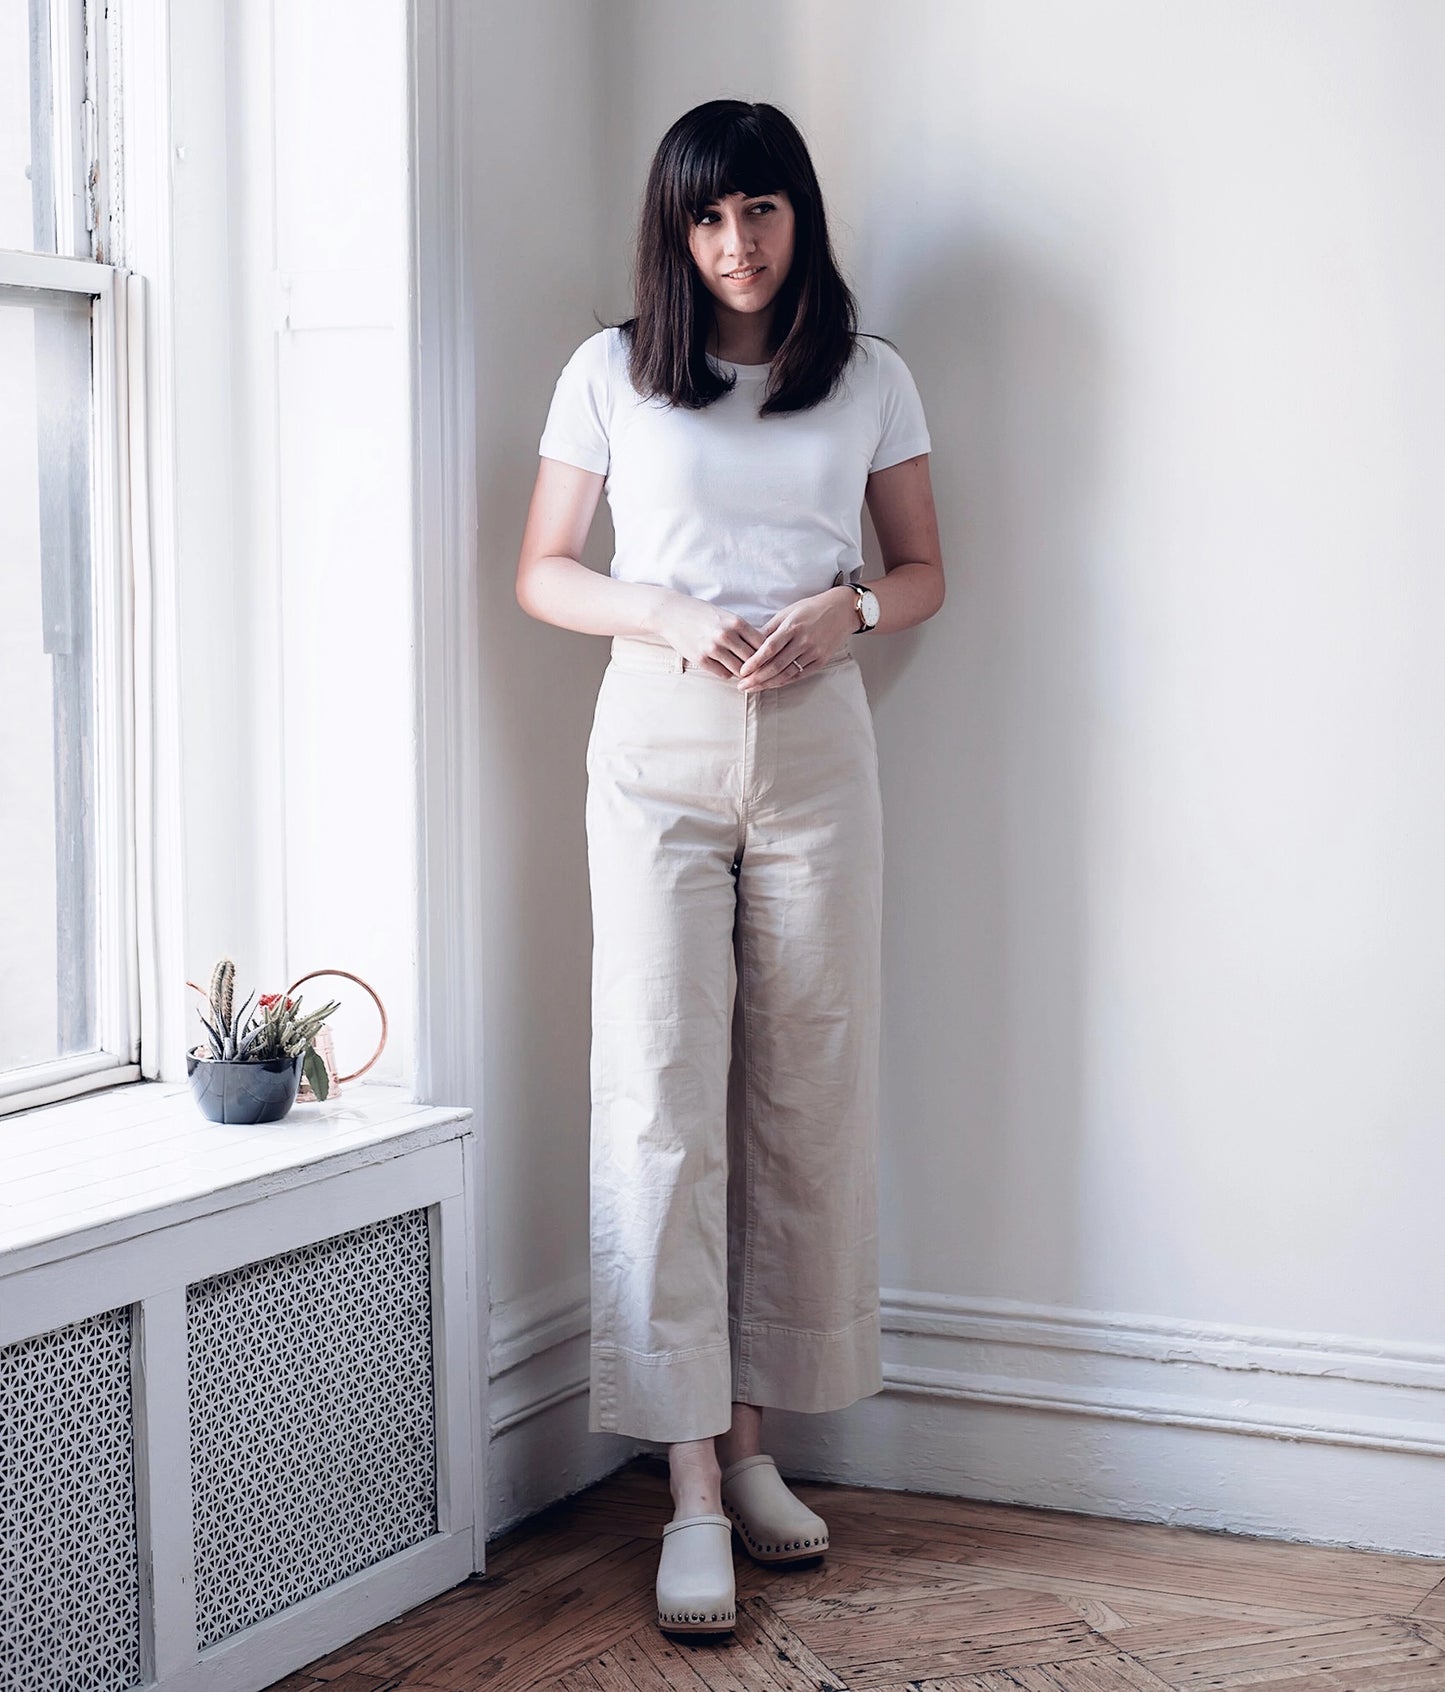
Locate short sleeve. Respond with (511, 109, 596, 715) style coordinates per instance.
(868, 339, 931, 473)
(538, 330, 611, 474)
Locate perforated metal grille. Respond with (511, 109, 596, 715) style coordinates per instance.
(186, 1208, 438, 1647)
(0, 1307, 142, 1692)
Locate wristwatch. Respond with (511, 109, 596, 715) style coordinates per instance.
(850, 584, 881, 632)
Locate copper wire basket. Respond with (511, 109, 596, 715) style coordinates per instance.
(285, 968, 388, 1099)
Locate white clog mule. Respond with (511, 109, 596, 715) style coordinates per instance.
(720, 1453, 830, 1564)
(654, 1511, 737, 1633)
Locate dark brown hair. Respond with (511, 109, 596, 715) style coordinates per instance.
(604, 100, 885, 417)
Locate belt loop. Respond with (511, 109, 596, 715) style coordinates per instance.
(610, 634, 686, 673)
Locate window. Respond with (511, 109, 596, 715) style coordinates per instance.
(1, 0, 141, 1115)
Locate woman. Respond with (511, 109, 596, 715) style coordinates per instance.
(516, 99, 944, 1635)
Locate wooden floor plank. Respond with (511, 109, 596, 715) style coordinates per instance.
(582, 1629, 709, 1691)
(455, 1526, 642, 1621)
(1062, 1587, 1386, 1634)
(633, 1620, 759, 1692)
(826, 1490, 1437, 1603)
(1125, 1612, 1445, 1688)
(298, 1675, 394, 1691)
(549, 1673, 607, 1692)
(1268, 1672, 1445, 1691)
(570, 1600, 850, 1692)
(952, 1655, 1176, 1691)
(431, 1541, 659, 1690)
(1415, 1617, 1445, 1653)
(774, 1583, 1112, 1687)
(741, 1593, 851, 1689)
(1082, 1606, 1422, 1658)
(903, 1525, 1436, 1620)
(578, 1646, 648, 1692)
(297, 1583, 482, 1680)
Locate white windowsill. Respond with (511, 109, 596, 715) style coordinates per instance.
(1, 1077, 473, 1275)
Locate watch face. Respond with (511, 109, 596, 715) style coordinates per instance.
(861, 589, 881, 628)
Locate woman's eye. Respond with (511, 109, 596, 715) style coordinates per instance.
(696, 202, 776, 225)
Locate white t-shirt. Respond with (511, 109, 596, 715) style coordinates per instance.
(537, 325, 931, 632)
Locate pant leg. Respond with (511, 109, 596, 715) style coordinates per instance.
(584, 658, 741, 1443)
(726, 656, 886, 1413)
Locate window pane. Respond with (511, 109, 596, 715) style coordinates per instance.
(0, 0, 57, 253)
(0, 288, 96, 1072)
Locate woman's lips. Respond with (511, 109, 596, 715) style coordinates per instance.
(724, 267, 765, 285)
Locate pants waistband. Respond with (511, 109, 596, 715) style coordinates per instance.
(609, 635, 855, 675)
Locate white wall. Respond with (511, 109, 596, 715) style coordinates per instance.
(456, 2, 633, 1519)
(834, 0, 1445, 1347)
(466, 0, 617, 1330)
(470, 0, 1445, 1550)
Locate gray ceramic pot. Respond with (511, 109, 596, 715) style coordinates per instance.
(186, 1052, 304, 1124)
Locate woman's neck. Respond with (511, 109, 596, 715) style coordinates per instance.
(706, 313, 774, 366)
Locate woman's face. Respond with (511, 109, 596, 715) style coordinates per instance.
(688, 188, 795, 329)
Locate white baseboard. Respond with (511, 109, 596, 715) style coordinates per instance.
(485, 1279, 1445, 1557)
(484, 1273, 644, 1542)
(881, 1288, 1445, 1459)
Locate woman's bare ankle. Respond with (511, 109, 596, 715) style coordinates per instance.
(666, 1404, 766, 1520)
(714, 1401, 763, 1472)
(667, 1436, 722, 1521)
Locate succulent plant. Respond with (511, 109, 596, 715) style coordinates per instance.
(254, 991, 342, 1099)
(191, 957, 342, 1099)
(195, 956, 264, 1061)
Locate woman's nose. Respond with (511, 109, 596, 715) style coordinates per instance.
(722, 217, 755, 258)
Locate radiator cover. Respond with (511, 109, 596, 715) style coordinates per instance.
(185, 1208, 438, 1648)
(0, 1306, 143, 1692)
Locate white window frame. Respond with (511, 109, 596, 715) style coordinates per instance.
(0, 0, 142, 1115)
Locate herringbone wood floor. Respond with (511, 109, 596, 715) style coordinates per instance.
(271, 1453, 1445, 1691)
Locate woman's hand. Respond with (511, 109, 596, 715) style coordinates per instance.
(652, 593, 766, 677)
(735, 586, 857, 691)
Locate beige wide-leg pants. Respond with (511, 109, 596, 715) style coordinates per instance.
(584, 632, 885, 1443)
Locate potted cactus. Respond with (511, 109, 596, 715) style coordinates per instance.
(186, 957, 342, 1124)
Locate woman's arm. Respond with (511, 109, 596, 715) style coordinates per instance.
(860, 453, 946, 634)
(516, 457, 674, 638)
(737, 449, 948, 685)
(515, 456, 766, 673)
